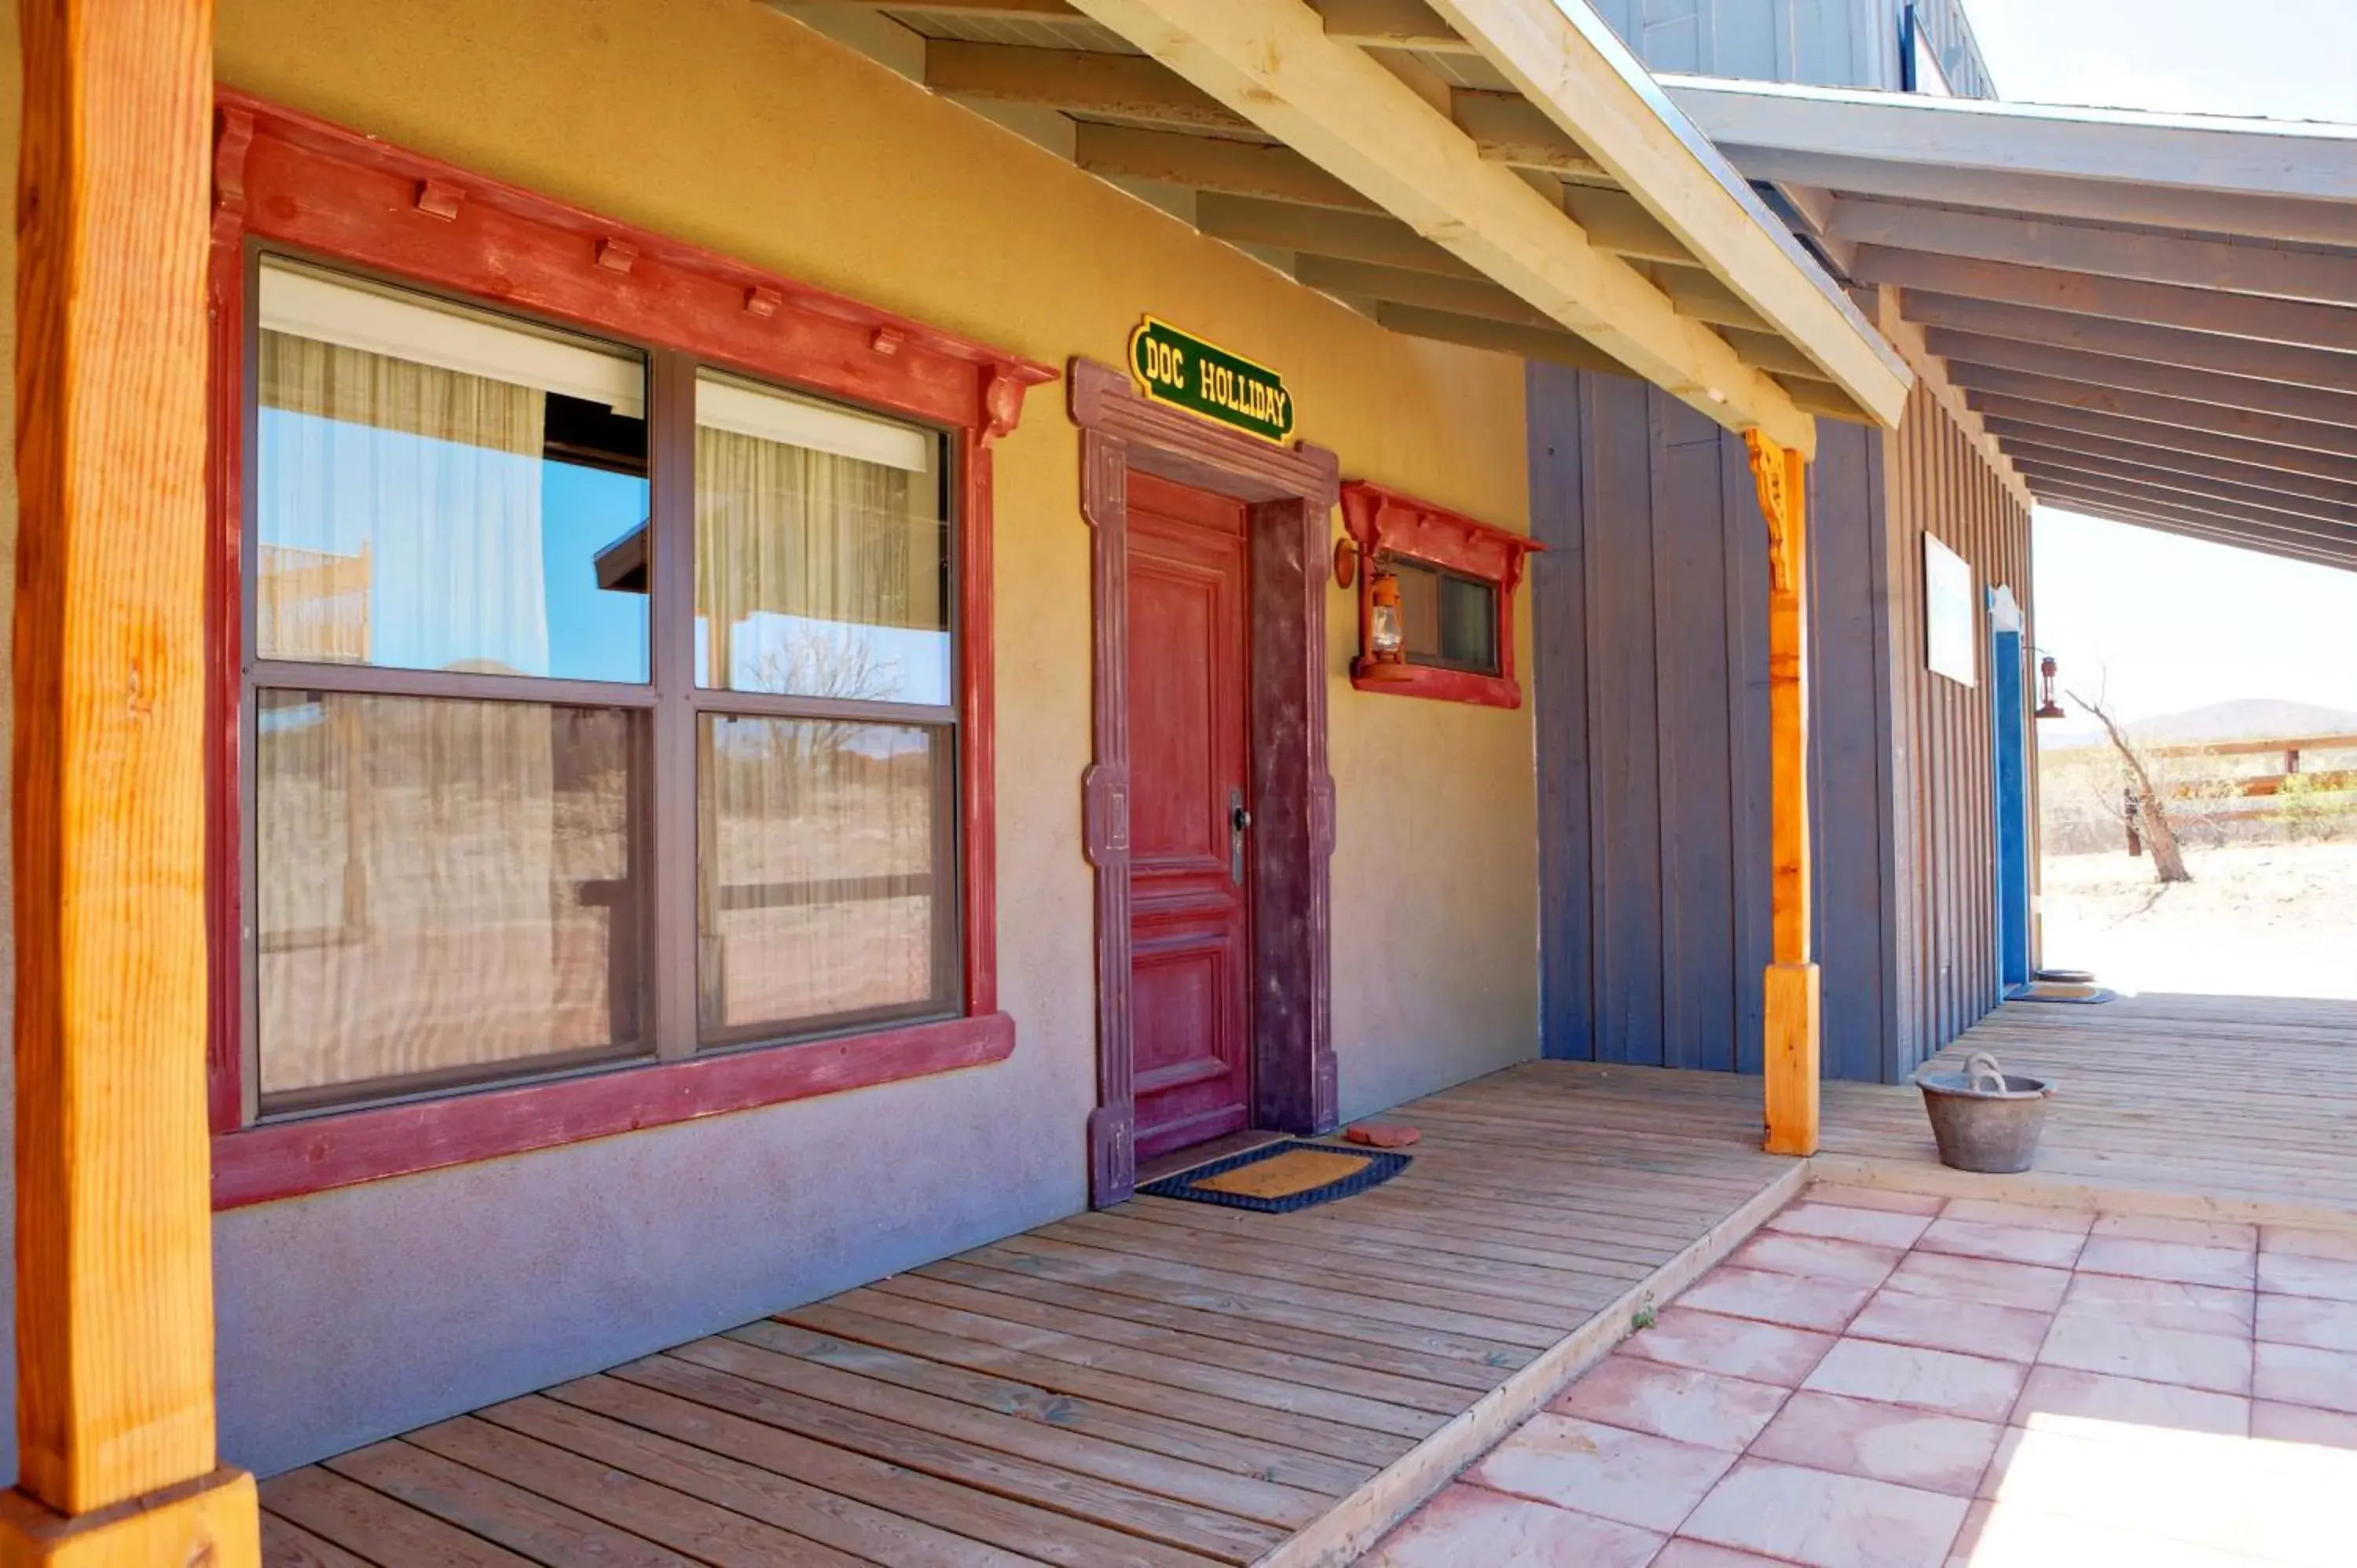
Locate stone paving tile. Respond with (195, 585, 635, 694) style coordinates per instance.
(2062, 1272, 2253, 1336)
(2088, 1212, 2256, 1251)
(1802, 1338, 2027, 1423)
(2263, 1226, 2357, 1263)
(2036, 1310, 2253, 1395)
(1677, 1266, 1876, 1334)
(1362, 1482, 1662, 1568)
(1547, 1354, 1790, 1452)
(2075, 1236, 2255, 1291)
(2258, 1249, 2357, 1303)
(1724, 1231, 1904, 1290)
(2007, 1365, 2249, 1437)
(1617, 1307, 1837, 1387)
(1915, 1218, 2085, 1270)
(2253, 1399, 2357, 1451)
(1649, 1543, 1793, 1567)
(1941, 1198, 2094, 1235)
(2254, 1339, 2357, 1414)
(1680, 1458, 1969, 1568)
(1846, 1286, 2051, 1364)
(2246, 1427, 2357, 1568)
(1768, 1201, 1934, 1251)
(1747, 1390, 2002, 1497)
(1466, 1413, 1735, 1533)
(1803, 1184, 1946, 1217)
(1945, 1500, 2256, 1568)
(1882, 1251, 2071, 1313)
(1976, 1421, 2250, 1555)
(2255, 1291, 2357, 1352)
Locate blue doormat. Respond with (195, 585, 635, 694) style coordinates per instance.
(1138, 1139, 1411, 1214)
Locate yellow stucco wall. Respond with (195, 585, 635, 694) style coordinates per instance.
(216, 0, 1538, 1126)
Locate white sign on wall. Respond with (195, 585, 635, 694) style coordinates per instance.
(1923, 533, 1978, 687)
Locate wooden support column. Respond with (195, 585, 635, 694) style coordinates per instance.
(0, 1, 258, 1563)
(1746, 429, 1820, 1157)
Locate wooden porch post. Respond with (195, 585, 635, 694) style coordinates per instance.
(0, 1, 258, 1563)
(1746, 430, 1820, 1157)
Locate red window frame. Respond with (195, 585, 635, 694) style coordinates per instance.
(205, 90, 1052, 1209)
(1340, 480, 1542, 709)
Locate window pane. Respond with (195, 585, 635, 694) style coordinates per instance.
(698, 716, 952, 1039)
(1391, 558, 1499, 675)
(695, 370, 949, 705)
(255, 691, 644, 1110)
(255, 259, 651, 683)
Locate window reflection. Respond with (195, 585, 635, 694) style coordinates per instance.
(254, 259, 651, 683)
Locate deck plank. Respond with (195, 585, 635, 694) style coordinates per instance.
(265, 1062, 1810, 1568)
(262, 1467, 538, 1568)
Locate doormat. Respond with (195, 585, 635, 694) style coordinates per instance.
(2017, 980, 2117, 1004)
(1139, 1140, 1410, 1214)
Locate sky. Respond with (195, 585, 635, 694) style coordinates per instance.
(1956, 1, 2357, 727)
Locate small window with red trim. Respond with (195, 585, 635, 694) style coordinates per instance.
(1341, 481, 1540, 709)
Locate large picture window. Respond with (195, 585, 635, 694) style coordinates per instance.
(208, 92, 1047, 1201)
(247, 261, 960, 1115)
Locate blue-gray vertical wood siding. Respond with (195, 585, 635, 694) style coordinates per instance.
(1582, 0, 1996, 97)
(1528, 363, 2024, 1082)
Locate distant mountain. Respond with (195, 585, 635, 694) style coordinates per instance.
(2044, 698, 2357, 751)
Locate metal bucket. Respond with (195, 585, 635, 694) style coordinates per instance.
(1913, 1051, 2054, 1174)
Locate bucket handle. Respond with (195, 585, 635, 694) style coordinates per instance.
(1963, 1051, 2010, 1095)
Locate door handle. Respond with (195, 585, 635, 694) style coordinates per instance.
(1230, 789, 1251, 885)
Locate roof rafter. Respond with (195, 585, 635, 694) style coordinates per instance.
(1904, 291, 2357, 397)
(1970, 393, 2357, 488)
(1058, 0, 1861, 448)
(1951, 362, 2357, 460)
(1926, 329, 2357, 430)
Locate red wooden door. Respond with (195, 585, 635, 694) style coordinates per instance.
(1126, 472, 1252, 1160)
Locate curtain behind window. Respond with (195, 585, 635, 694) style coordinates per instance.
(255, 336, 630, 1104)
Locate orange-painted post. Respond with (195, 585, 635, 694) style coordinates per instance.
(1746, 430, 1820, 1158)
(0, 0, 258, 1562)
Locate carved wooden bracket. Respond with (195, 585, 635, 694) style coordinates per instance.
(1744, 429, 1803, 595)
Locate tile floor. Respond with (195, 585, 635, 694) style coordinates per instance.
(1363, 1183, 2357, 1567)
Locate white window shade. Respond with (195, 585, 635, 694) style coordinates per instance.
(696, 372, 934, 474)
(259, 258, 645, 416)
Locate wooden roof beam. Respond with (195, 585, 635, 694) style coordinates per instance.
(1061, 0, 1845, 449)
(1948, 362, 2357, 461)
(1926, 329, 2357, 432)
(1832, 198, 2357, 310)
(2032, 494, 2357, 573)
(801, 0, 1085, 15)
(1983, 419, 2357, 508)
(924, 41, 1255, 132)
(1373, 302, 1626, 376)
(1901, 291, 2357, 397)
(1422, 0, 1909, 419)
(1307, 0, 1478, 53)
(1073, 122, 1376, 208)
(1194, 192, 1478, 275)
(1449, 90, 1607, 179)
(2029, 481, 2357, 568)
(1971, 393, 2357, 489)
(1714, 145, 2357, 250)
(1853, 247, 2357, 354)
(1294, 253, 1553, 324)
(2011, 460, 2357, 538)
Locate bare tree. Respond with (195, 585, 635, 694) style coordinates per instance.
(2067, 686, 2192, 885)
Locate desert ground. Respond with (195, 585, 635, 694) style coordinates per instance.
(2040, 839, 2357, 1000)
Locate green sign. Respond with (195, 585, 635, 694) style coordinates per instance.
(1128, 317, 1295, 443)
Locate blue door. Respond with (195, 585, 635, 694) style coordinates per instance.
(1989, 595, 2032, 994)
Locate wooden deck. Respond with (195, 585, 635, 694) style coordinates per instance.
(1818, 991, 2357, 1225)
(255, 1066, 1800, 1568)
(253, 991, 2357, 1566)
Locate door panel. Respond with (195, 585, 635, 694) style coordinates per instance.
(1127, 472, 1252, 1159)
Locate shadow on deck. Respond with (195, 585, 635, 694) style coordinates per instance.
(1818, 991, 2357, 1227)
(255, 1066, 1802, 1567)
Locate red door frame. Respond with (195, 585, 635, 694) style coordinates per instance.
(1070, 357, 1340, 1207)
